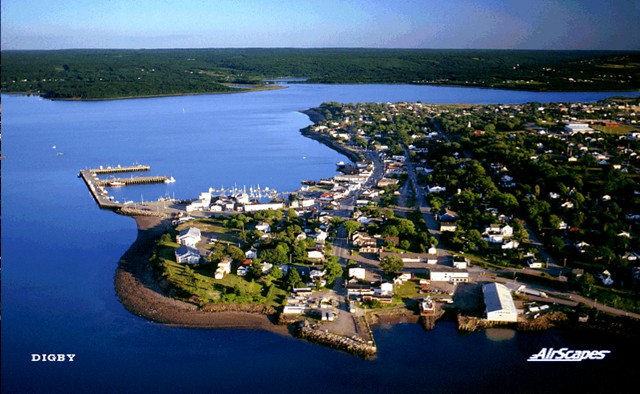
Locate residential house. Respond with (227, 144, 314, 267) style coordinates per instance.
(348, 267, 366, 280)
(245, 248, 258, 259)
(483, 224, 513, 244)
(307, 250, 325, 261)
(177, 227, 202, 248)
(175, 246, 201, 264)
(255, 221, 271, 233)
(359, 246, 380, 254)
(452, 255, 469, 270)
(376, 282, 394, 297)
(440, 222, 458, 232)
(214, 257, 232, 279)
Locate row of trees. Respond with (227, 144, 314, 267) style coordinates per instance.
(4, 49, 638, 99)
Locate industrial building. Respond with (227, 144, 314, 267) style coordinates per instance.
(483, 283, 518, 322)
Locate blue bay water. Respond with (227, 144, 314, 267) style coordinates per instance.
(2, 85, 639, 393)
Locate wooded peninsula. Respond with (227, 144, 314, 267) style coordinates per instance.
(2, 48, 639, 99)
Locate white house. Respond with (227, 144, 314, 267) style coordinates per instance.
(452, 256, 469, 270)
(215, 258, 232, 279)
(260, 262, 273, 274)
(483, 224, 513, 244)
(376, 282, 394, 297)
(483, 283, 518, 322)
(237, 266, 249, 277)
(440, 222, 458, 232)
(245, 248, 258, 259)
(177, 227, 201, 248)
(313, 230, 329, 243)
(501, 240, 520, 250)
(348, 267, 366, 280)
(255, 222, 271, 233)
(175, 246, 200, 264)
(307, 250, 325, 261)
(528, 261, 543, 269)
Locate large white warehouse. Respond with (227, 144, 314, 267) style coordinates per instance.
(483, 282, 518, 322)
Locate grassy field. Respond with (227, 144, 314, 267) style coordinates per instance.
(175, 218, 241, 246)
(591, 124, 640, 135)
(155, 230, 287, 306)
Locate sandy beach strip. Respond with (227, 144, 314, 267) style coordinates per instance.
(113, 215, 291, 336)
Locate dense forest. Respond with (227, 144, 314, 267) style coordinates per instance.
(1, 48, 639, 99)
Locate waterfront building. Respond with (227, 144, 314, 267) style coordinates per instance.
(483, 283, 518, 322)
(429, 268, 469, 283)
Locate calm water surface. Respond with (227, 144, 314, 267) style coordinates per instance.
(2, 85, 639, 393)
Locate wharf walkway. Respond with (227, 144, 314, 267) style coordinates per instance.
(97, 176, 168, 187)
(89, 165, 151, 175)
(78, 169, 123, 210)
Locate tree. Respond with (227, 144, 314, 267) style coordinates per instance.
(343, 220, 360, 239)
(324, 258, 343, 285)
(396, 218, 416, 237)
(286, 267, 303, 291)
(249, 259, 263, 279)
(269, 265, 283, 280)
(226, 245, 245, 262)
(380, 255, 404, 275)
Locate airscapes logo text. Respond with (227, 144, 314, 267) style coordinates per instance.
(528, 348, 610, 362)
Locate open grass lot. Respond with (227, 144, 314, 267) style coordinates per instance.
(155, 240, 287, 306)
(592, 124, 640, 135)
(175, 218, 241, 245)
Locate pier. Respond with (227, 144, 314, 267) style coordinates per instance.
(78, 164, 173, 214)
(97, 176, 168, 187)
(78, 169, 123, 210)
(88, 164, 151, 175)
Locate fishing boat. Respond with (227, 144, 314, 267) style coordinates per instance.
(164, 176, 176, 184)
(108, 181, 125, 187)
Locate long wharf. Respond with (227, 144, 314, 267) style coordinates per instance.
(96, 176, 168, 187)
(78, 164, 168, 210)
(90, 164, 151, 174)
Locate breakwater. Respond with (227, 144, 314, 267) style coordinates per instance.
(294, 320, 377, 359)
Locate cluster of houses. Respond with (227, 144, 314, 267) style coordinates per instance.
(185, 190, 290, 214)
(313, 160, 377, 208)
(345, 266, 394, 304)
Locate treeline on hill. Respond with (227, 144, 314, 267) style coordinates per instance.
(1, 48, 639, 99)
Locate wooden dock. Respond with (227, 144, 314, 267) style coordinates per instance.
(97, 176, 168, 187)
(88, 165, 151, 175)
(78, 164, 169, 210)
(78, 169, 123, 210)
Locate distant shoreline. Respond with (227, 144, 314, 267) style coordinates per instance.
(2, 84, 287, 102)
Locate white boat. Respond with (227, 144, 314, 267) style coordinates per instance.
(164, 176, 176, 184)
(336, 161, 345, 166)
(109, 181, 125, 187)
